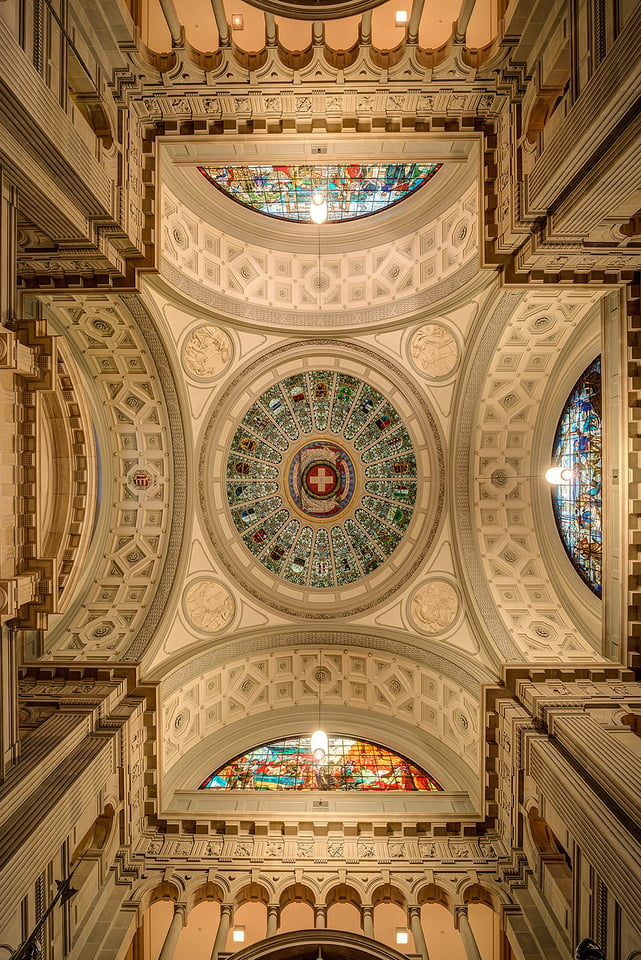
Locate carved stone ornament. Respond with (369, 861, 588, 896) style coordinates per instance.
(182, 324, 232, 381)
(183, 577, 235, 633)
(409, 322, 459, 379)
(410, 579, 460, 635)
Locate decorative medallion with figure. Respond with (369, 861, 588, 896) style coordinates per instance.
(225, 371, 418, 589)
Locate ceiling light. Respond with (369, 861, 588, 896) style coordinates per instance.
(311, 728, 328, 761)
(396, 929, 409, 945)
(310, 191, 327, 224)
(545, 467, 573, 484)
(232, 927, 245, 943)
(231, 13, 244, 29)
(395, 10, 408, 25)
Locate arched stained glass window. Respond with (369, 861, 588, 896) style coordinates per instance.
(199, 735, 443, 791)
(550, 356, 602, 597)
(197, 163, 441, 223)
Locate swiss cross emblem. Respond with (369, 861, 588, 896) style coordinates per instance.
(304, 463, 339, 497)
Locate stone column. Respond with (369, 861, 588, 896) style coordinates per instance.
(314, 904, 327, 929)
(210, 903, 233, 960)
(408, 905, 429, 960)
(362, 905, 374, 939)
(455, 906, 483, 960)
(266, 905, 279, 937)
(158, 904, 186, 960)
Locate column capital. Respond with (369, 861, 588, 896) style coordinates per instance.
(174, 903, 187, 923)
(220, 903, 234, 917)
(362, 904, 374, 914)
(408, 904, 421, 919)
(454, 904, 469, 926)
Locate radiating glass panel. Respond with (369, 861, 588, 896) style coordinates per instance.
(197, 163, 442, 223)
(225, 371, 418, 586)
(199, 734, 443, 791)
(550, 356, 602, 597)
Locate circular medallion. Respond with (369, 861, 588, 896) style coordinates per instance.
(288, 441, 356, 518)
(409, 322, 459, 380)
(410, 579, 460, 635)
(182, 323, 232, 381)
(183, 578, 235, 633)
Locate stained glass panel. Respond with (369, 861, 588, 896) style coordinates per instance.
(550, 357, 602, 597)
(197, 163, 442, 223)
(199, 735, 443, 791)
(224, 371, 417, 587)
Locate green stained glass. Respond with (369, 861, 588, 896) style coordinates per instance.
(225, 371, 417, 587)
(282, 375, 313, 434)
(199, 734, 443, 791)
(197, 163, 442, 224)
(343, 384, 385, 440)
(353, 401, 402, 450)
(241, 508, 289, 555)
(364, 479, 417, 504)
(226, 458, 279, 480)
(226, 481, 279, 504)
(230, 426, 282, 464)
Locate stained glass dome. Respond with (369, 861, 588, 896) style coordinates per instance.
(226, 371, 417, 588)
(199, 735, 443, 791)
(550, 357, 602, 597)
(197, 163, 441, 223)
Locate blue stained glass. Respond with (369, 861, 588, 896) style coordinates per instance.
(550, 357, 602, 597)
(199, 734, 443, 791)
(197, 163, 442, 223)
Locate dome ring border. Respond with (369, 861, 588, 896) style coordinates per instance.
(198, 340, 445, 618)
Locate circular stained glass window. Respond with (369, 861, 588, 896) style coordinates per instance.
(226, 371, 417, 589)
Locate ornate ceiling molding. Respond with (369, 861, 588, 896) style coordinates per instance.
(198, 340, 445, 617)
(37, 294, 187, 663)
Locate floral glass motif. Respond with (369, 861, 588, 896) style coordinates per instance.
(225, 371, 418, 588)
(197, 163, 442, 223)
(551, 357, 602, 597)
(199, 735, 443, 791)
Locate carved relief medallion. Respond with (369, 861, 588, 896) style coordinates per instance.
(183, 578, 235, 632)
(182, 324, 232, 381)
(410, 579, 460, 635)
(410, 322, 459, 379)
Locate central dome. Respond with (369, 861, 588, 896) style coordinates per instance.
(226, 371, 417, 589)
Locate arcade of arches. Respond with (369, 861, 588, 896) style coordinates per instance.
(0, 1, 640, 960)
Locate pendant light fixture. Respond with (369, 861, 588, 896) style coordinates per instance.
(311, 654, 328, 762)
(310, 190, 328, 224)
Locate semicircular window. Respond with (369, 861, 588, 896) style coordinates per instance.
(550, 356, 602, 597)
(199, 735, 443, 791)
(197, 163, 442, 223)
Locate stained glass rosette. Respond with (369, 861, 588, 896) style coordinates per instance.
(550, 357, 602, 596)
(226, 371, 417, 588)
(199, 735, 442, 791)
(197, 163, 441, 223)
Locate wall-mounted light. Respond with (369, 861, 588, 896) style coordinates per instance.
(231, 13, 244, 29)
(395, 10, 408, 25)
(396, 929, 409, 945)
(232, 927, 245, 943)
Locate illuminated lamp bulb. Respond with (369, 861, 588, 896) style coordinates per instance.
(545, 467, 573, 485)
(311, 729, 328, 761)
(310, 191, 328, 224)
